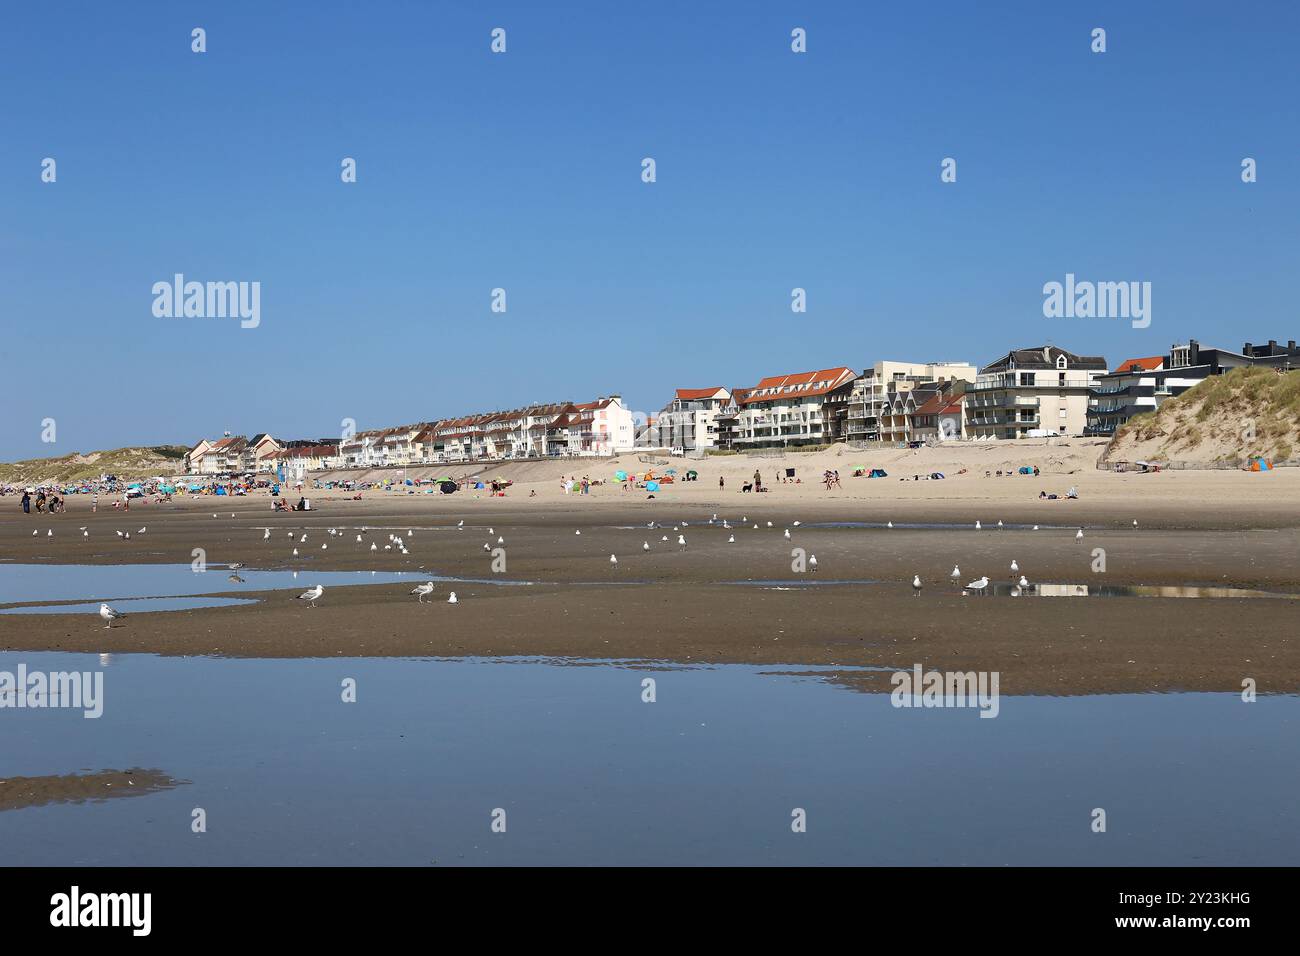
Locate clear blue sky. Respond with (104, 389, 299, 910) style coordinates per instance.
(2, 1, 1296, 458)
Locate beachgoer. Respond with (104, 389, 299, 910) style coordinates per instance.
(21, 492, 31, 514)
(753, 470, 762, 492)
(719, 476, 724, 491)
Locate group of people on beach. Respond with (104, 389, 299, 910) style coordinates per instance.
(20, 490, 66, 514)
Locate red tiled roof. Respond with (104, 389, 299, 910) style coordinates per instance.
(738, 367, 855, 406)
(1115, 356, 1163, 372)
(675, 387, 726, 400)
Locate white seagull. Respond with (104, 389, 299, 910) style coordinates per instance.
(610, 553, 618, 566)
(643, 541, 650, 551)
(575, 530, 582, 535)
(964, 576, 990, 593)
(297, 584, 324, 607)
(99, 603, 125, 628)
(678, 534, 687, 550)
(951, 565, 961, 583)
(809, 555, 818, 572)
(728, 534, 735, 543)
(1010, 560, 1019, 575)
(1018, 575, 1029, 588)
(411, 581, 436, 603)
(975, 520, 982, 530)
(912, 574, 923, 595)
(1076, 528, 1084, 540)
(447, 591, 458, 604)
(784, 529, 791, 539)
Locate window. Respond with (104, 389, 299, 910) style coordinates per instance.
(1056, 355, 1068, 369)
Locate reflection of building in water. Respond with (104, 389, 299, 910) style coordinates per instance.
(1032, 583, 1091, 597)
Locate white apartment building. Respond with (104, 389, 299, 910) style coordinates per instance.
(640, 387, 732, 450)
(965, 346, 1108, 439)
(732, 367, 857, 448)
(843, 360, 976, 442)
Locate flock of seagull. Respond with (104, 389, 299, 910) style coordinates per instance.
(88, 509, 1129, 624)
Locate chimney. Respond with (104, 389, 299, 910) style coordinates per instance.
(1243, 342, 1252, 354)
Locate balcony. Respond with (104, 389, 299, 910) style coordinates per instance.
(974, 376, 1095, 391)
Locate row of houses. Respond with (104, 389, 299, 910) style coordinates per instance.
(638, 337, 1300, 451)
(186, 337, 1298, 473)
(185, 396, 638, 475)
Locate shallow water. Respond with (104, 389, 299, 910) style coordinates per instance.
(1, 652, 1296, 865)
(0, 564, 530, 608)
(0, 597, 258, 615)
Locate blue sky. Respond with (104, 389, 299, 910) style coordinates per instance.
(2, 1, 1296, 458)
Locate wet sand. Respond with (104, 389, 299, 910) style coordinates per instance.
(1, 489, 1298, 696)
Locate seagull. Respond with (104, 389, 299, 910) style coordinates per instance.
(610, 554, 618, 566)
(809, 555, 818, 571)
(228, 573, 245, 583)
(887, 521, 894, 529)
(793, 521, 801, 527)
(297, 584, 323, 607)
(912, 574, 923, 595)
(783, 529, 791, 539)
(496, 536, 504, 544)
(483, 542, 491, 551)
(300, 534, 307, 543)
(678, 534, 687, 550)
(288, 532, 294, 539)
(661, 535, 668, 541)
(457, 520, 464, 528)
(1018, 575, 1029, 588)
(264, 529, 271, 540)
(643, 541, 650, 551)
(83, 530, 88, 537)
(1010, 560, 1019, 576)
(951, 565, 961, 583)
(370, 543, 377, 552)
(137, 527, 146, 534)
(292, 548, 299, 557)
(321, 543, 328, 550)
(229, 563, 244, 571)
(997, 519, 1004, 529)
(411, 581, 435, 603)
(575, 530, 581, 535)
(766, 521, 773, 528)
(728, 534, 735, 543)
(1076, 528, 1084, 540)
(32, 529, 38, 536)
(964, 576, 990, 592)
(1132, 519, 1139, 528)
(447, 591, 458, 604)
(356, 535, 363, 542)
(99, 603, 125, 628)
(975, 520, 982, 530)
(46, 529, 52, 537)
(1032, 525, 1040, 531)
(123, 532, 130, 540)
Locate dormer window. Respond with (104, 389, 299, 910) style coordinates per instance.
(1056, 355, 1068, 369)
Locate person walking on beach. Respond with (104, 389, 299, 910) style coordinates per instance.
(719, 476, 724, 491)
(753, 470, 762, 492)
(92, 491, 98, 512)
(21, 491, 31, 514)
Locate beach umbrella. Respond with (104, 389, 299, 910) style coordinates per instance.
(645, 480, 660, 492)
(615, 470, 628, 481)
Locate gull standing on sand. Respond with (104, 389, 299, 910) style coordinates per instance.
(297, 584, 324, 607)
(575, 529, 581, 535)
(1076, 528, 1084, 540)
(784, 528, 791, 539)
(99, 603, 125, 628)
(951, 565, 961, 584)
(975, 520, 981, 530)
(610, 554, 618, 567)
(292, 548, 299, 557)
(964, 576, 989, 594)
(411, 581, 435, 603)
(447, 591, 458, 604)
(643, 541, 650, 551)
(1010, 560, 1019, 577)
(809, 555, 818, 572)
(912, 575, 923, 595)
(678, 534, 687, 550)
(264, 529, 271, 540)
(1018, 575, 1029, 588)
(887, 521, 893, 529)
(728, 534, 735, 543)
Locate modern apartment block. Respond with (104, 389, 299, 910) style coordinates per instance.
(640, 388, 732, 450)
(1085, 338, 1299, 435)
(731, 367, 857, 448)
(842, 361, 976, 442)
(965, 346, 1108, 439)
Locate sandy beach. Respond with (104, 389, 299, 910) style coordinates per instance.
(3, 442, 1297, 697)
